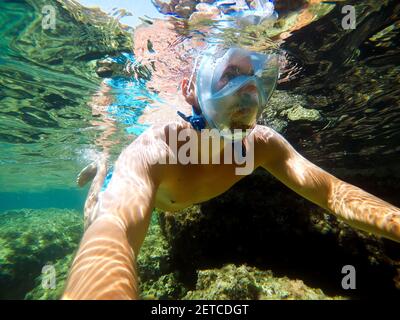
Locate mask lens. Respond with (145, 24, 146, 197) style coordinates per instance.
(196, 47, 279, 140)
(257, 54, 279, 101)
(205, 79, 261, 133)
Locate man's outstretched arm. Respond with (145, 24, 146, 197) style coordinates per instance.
(63, 159, 157, 300)
(257, 127, 400, 243)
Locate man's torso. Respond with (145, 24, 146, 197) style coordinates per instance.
(106, 121, 275, 212)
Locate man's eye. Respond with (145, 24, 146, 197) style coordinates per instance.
(218, 66, 252, 89)
(223, 67, 241, 81)
(231, 67, 241, 77)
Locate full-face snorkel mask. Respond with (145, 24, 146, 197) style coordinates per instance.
(194, 46, 279, 140)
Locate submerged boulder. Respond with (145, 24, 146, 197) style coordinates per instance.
(183, 264, 345, 300)
(279, 0, 400, 173)
(259, 90, 325, 133)
(23, 210, 184, 300)
(0, 209, 83, 299)
(158, 169, 400, 299)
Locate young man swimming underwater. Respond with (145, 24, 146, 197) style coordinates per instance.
(63, 46, 400, 300)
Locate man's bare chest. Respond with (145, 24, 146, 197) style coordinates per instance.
(154, 163, 246, 211)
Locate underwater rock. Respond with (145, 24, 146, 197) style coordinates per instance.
(23, 210, 180, 300)
(183, 264, 345, 300)
(279, 0, 400, 173)
(259, 90, 325, 132)
(0, 208, 83, 299)
(141, 272, 188, 300)
(282, 105, 322, 122)
(137, 212, 173, 284)
(159, 169, 400, 299)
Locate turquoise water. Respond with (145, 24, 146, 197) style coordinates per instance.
(0, 0, 160, 299)
(1, 0, 399, 300)
(0, 189, 86, 212)
(0, 0, 158, 199)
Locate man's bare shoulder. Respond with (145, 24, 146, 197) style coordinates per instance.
(252, 124, 282, 144)
(120, 120, 191, 163)
(251, 125, 291, 166)
(128, 120, 191, 145)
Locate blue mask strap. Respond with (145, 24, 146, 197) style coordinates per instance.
(177, 109, 246, 157)
(177, 107, 206, 131)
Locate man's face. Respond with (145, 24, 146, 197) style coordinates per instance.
(208, 51, 261, 131)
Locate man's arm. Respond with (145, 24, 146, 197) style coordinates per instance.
(62, 213, 140, 299)
(63, 155, 157, 299)
(256, 126, 400, 243)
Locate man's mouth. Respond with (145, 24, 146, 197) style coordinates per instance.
(232, 108, 252, 118)
(230, 105, 258, 131)
(229, 121, 254, 131)
(231, 101, 258, 117)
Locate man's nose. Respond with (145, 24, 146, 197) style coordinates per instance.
(238, 83, 258, 95)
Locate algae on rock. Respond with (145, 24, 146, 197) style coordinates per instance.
(158, 169, 400, 299)
(137, 212, 172, 282)
(183, 264, 346, 300)
(25, 254, 76, 300)
(0, 208, 83, 299)
(23, 210, 184, 300)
